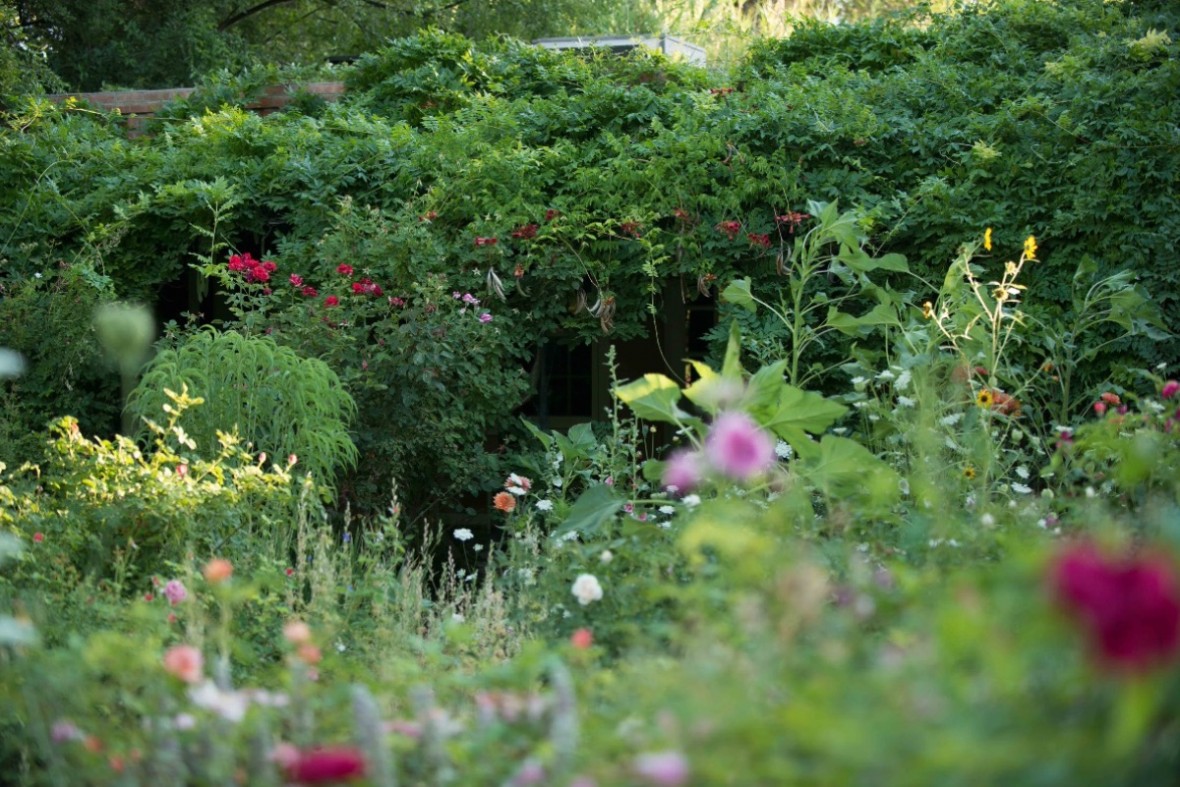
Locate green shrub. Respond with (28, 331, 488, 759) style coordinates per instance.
(126, 328, 357, 497)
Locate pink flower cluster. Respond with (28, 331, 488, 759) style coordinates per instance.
(1052, 542, 1180, 673)
(662, 411, 776, 493)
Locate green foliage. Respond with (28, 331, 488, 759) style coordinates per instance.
(0, 397, 305, 585)
(0, 267, 120, 468)
(126, 329, 357, 496)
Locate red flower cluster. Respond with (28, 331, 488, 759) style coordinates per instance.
(336, 263, 354, 276)
(283, 747, 366, 783)
(227, 253, 277, 284)
(620, 221, 642, 238)
(775, 211, 811, 233)
(511, 223, 539, 240)
(715, 220, 742, 240)
(289, 274, 304, 287)
(419, 210, 439, 222)
(1052, 542, 1180, 673)
(747, 232, 771, 249)
(351, 278, 384, 296)
(544, 209, 561, 222)
(302, 286, 318, 298)
(324, 295, 340, 308)
(474, 236, 499, 247)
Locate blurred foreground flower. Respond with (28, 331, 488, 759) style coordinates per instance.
(572, 574, 603, 606)
(705, 411, 775, 481)
(162, 644, 203, 684)
(1052, 543, 1180, 673)
(282, 746, 366, 783)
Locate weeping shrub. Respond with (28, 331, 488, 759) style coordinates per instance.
(126, 328, 357, 496)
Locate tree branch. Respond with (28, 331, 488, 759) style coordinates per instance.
(218, 0, 301, 32)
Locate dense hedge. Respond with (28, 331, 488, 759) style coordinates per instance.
(2, 0, 1177, 512)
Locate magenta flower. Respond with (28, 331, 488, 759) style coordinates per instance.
(661, 450, 702, 494)
(163, 579, 187, 606)
(633, 751, 690, 787)
(705, 412, 775, 481)
(1163, 380, 1179, 400)
(283, 747, 366, 783)
(1052, 542, 1180, 673)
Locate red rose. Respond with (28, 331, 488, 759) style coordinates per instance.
(289, 274, 304, 287)
(302, 286, 318, 298)
(324, 295, 339, 308)
(336, 263, 354, 276)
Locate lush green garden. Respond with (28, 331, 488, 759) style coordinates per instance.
(2, 0, 1180, 783)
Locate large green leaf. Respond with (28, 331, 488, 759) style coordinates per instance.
(720, 278, 756, 313)
(614, 373, 688, 425)
(797, 435, 900, 503)
(826, 303, 901, 336)
(762, 386, 848, 442)
(552, 484, 623, 537)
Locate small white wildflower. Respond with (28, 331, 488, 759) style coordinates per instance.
(33, 272, 42, 279)
(682, 494, 701, 507)
(1053, 425, 1073, 434)
(558, 530, 579, 543)
(473, 543, 484, 552)
(899, 478, 910, 496)
(1156, 361, 1168, 371)
(659, 505, 676, 515)
(1146, 400, 1165, 413)
(896, 395, 916, 408)
(453, 528, 474, 542)
(657, 521, 671, 530)
(456, 569, 466, 578)
(853, 400, 868, 409)
(336, 641, 347, 653)
(965, 494, 976, 508)
(1008, 500, 1018, 508)
(850, 376, 867, 386)
(600, 550, 613, 564)
(507, 485, 528, 496)
(877, 369, 896, 381)
(948, 539, 961, 547)
(535, 499, 554, 512)
(1085, 486, 1096, 498)
(571, 574, 603, 606)
(939, 412, 963, 426)
(1011, 482, 1032, 495)
(551, 477, 563, 488)
(868, 414, 880, 422)
(774, 440, 794, 460)
(1015, 465, 1030, 480)
(832, 427, 849, 435)
(895, 370, 912, 392)
(518, 568, 536, 586)
(981, 513, 996, 527)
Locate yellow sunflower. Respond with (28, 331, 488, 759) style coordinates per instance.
(976, 389, 994, 409)
(963, 466, 977, 480)
(1023, 235, 1037, 260)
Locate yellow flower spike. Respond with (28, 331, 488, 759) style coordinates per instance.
(984, 227, 993, 252)
(922, 301, 934, 319)
(1023, 235, 1037, 260)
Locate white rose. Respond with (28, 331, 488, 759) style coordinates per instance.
(571, 574, 603, 606)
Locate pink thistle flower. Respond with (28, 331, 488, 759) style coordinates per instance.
(163, 579, 187, 606)
(633, 751, 690, 787)
(32, 532, 44, 543)
(661, 450, 702, 494)
(1162, 380, 1179, 400)
(705, 412, 775, 481)
(1052, 542, 1180, 673)
(1094, 401, 1107, 416)
(162, 644, 203, 684)
(479, 312, 493, 324)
